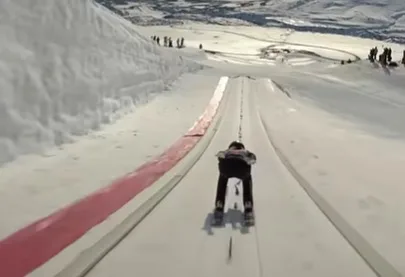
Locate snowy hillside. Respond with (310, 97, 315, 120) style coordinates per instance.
(102, 0, 405, 43)
(3, 0, 405, 275)
(0, 0, 200, 165)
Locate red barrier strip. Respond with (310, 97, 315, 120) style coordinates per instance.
(0, 80, 226, 277)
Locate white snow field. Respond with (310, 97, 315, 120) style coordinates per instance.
(0, 0, 202, 166)
(31, 22, 405, 276)
(2, 0, 405, 276)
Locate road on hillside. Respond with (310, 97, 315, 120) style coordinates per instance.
(71, 77, 380, 277)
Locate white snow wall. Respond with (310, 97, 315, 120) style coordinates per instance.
(0, 0, 201, 165)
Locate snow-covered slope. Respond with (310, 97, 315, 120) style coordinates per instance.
(2, 2, 405, 274)
(0, 0, 200, 166)
(104, 0, 405, 43)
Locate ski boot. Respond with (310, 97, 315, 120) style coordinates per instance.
(212, 201, 224, 226)
(243, 201, 255, 226)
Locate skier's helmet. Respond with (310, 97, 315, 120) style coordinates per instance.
(228, 140, 245, 150)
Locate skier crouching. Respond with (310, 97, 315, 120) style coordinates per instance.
(214, 141, 257, 217)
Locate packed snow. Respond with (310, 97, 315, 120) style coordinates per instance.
(2, 0, 405, 276)
(259, 77, 405, 273)
(0, 0, 201, 166)
(0, 71, 222, 241)
(136, 23, 404, 69)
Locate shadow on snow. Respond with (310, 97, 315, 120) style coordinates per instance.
(202, 208, 251, 235)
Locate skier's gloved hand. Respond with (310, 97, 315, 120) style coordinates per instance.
(247, 159, 256, 165)
(246, 152, 257, 165)
(216, 150, 226, 159)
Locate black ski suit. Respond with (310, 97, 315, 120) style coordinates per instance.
(215, 148, 256, 212)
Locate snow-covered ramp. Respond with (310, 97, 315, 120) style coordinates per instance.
(56, 77, 380, 277)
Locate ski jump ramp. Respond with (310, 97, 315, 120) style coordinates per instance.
(37, 77, 399, 277)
